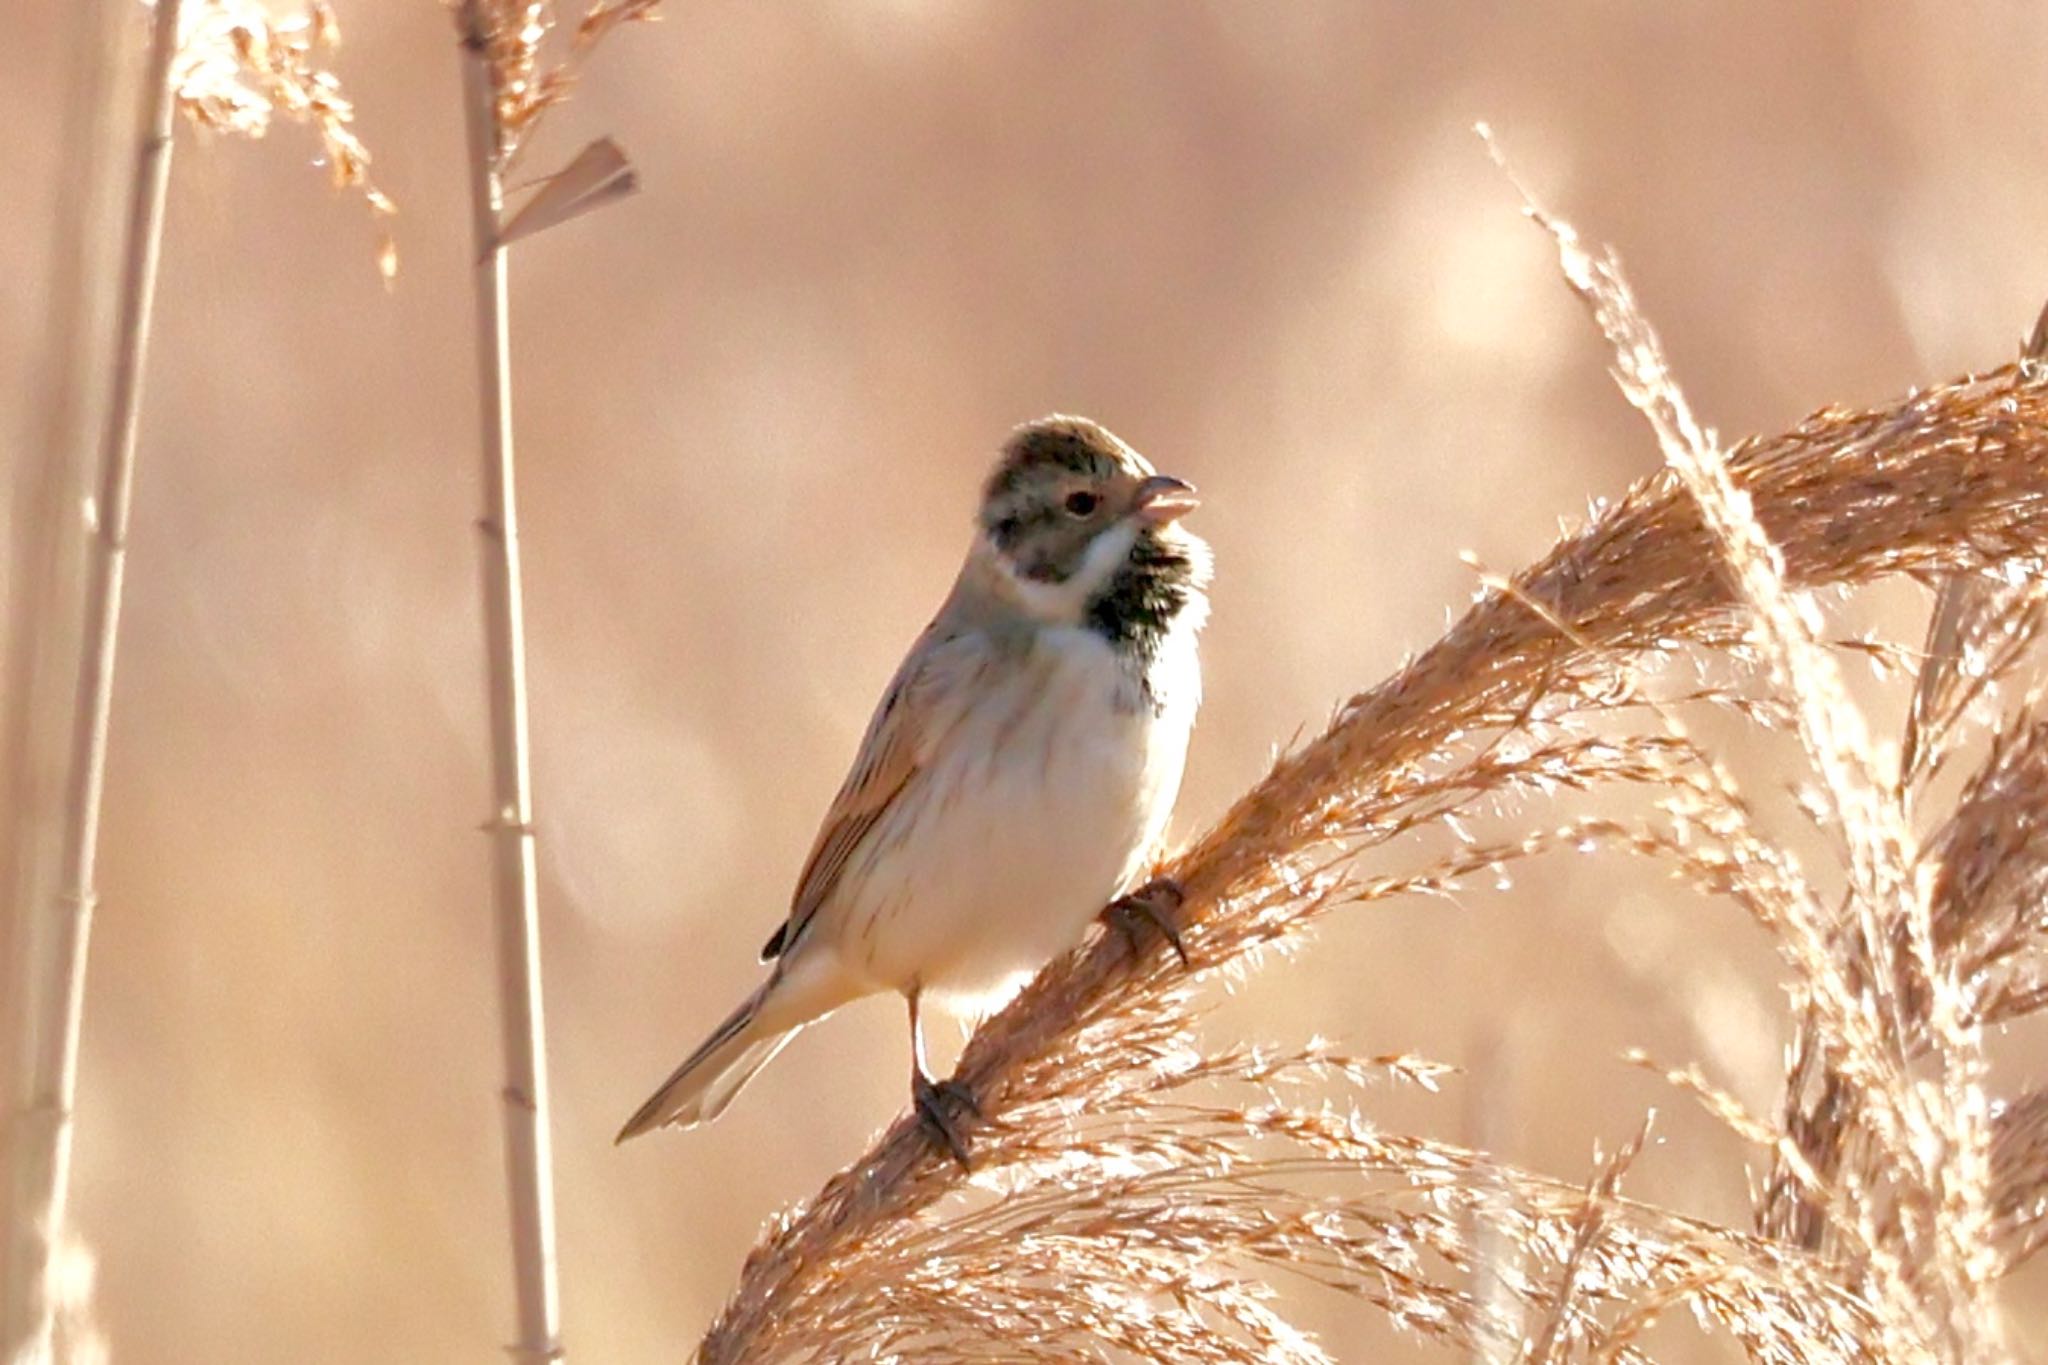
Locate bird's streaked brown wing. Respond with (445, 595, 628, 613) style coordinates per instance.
(760, 627, 972, 961)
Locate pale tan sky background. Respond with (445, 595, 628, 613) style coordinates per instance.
(5, 3, 2048, 1361)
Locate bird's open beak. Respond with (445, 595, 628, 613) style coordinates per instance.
(1133, 474, 1199, 525)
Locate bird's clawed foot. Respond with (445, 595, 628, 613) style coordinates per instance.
(912, 1072, 980, 1170)
(1103, 876, 1190, 968)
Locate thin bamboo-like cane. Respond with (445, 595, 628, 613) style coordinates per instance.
(456, 4, 566, 1359)
(0, 0, 131, 1165)
(2, 0, 182, 1356)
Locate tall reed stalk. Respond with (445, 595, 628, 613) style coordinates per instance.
(456, 4, 565, 1358)
(0, 0, 132, 1269)
(2, 0, 183, 1356)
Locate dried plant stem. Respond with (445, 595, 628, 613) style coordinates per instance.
(1, 0, 131, 1178)
(456, 4, 566, 1359)
(2, 0, 182, 1356)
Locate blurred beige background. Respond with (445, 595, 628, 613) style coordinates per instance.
(5, 2, 2048, 1360)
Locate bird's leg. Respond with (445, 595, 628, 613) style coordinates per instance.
(907, 988, 978, 1169)
(1102, 875, 1190, 968)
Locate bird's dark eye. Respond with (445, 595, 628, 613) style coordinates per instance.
(1063, 490, 1099, 517)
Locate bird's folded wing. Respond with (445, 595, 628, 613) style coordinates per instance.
(763, 627, 977, 960)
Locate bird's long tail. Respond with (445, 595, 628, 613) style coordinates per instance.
(615, 983, 800, 1143)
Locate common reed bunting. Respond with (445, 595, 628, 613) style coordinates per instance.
(618, 416, 1209, 1161)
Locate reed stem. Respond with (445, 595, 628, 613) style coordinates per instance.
(456, 4, 566, 1358)
(2, 0, 182, 1355)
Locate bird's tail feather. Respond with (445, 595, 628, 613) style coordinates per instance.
(615, 986, 800, 1143)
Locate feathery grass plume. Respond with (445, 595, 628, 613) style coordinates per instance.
(453, 2, 658, 1358)
(171, 0, 396, 278)
(465, 0, 659, 171)
(1496, 145, 2006, 1359)
(1524, 1118, 1654, 1365)
(2, 0, 185, 1358)
(697, 184, 2048, 1358)
(1766, 571, 2048, 1279)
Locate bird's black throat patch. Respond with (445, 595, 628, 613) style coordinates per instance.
(1085, 530, 1196, 674)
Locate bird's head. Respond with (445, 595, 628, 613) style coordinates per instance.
(970, 415, 1203, 627)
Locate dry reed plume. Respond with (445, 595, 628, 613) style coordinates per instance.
(468, 0, 658, 171)
(171, 0, 395, 276)
(694, 184, 2048, 1362)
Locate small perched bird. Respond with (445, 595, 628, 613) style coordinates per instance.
(617, 416, 1209, 1160)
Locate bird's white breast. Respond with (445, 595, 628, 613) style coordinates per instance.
(829, 621, 1198, 1009)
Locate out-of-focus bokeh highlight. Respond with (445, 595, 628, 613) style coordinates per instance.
(5, 3, 2048, 1360)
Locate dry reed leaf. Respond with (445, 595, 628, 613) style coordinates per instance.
(496, 136, 639, 249)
